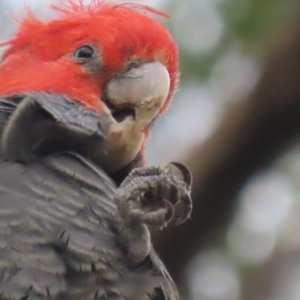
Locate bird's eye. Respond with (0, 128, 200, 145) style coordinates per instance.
(73, 45, 94, 59)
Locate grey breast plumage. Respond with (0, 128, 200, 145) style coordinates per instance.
(0, 152, 178, 300)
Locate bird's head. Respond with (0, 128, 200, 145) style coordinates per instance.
(0, 0, 179, 173)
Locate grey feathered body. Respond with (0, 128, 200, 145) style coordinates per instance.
(0, 153, 177, 299)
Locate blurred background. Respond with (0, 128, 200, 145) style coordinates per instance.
(2, 0, 300, 299)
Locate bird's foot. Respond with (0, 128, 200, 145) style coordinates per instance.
(117, 162, 192, 230)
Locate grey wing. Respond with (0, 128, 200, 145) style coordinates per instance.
(0, 152, 180, 300)
(148, 248, 179, 300)
(0, 160, 67, 299)
(0, 153, 120, 300)
(0, 95, 69, 299)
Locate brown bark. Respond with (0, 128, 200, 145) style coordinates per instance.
(154, 18, 300, 291)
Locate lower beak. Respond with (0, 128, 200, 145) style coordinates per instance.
(1, 92, 112, 163)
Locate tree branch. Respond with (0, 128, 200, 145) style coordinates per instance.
(154, 18, 300, 290)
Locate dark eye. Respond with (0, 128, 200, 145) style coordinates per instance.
(73, 45, 94, 59)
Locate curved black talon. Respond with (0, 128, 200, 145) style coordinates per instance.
(167, 162, 192, 187)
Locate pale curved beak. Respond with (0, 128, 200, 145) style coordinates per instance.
(105, 61, 170, 132)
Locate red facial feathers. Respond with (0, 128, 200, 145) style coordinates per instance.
(0, 0, 179, 113)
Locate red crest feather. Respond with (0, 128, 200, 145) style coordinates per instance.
(50, 0, 169, 18)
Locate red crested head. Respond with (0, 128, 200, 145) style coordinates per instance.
(0, 0, 180, 173)
(0, 0, 179, 113)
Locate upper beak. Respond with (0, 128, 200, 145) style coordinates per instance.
(105, 61, 171, 132)
(1, 92, 112, 163)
